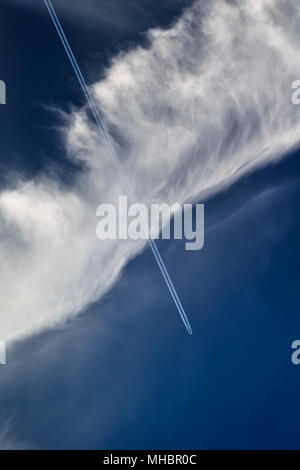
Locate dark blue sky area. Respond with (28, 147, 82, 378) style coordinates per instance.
(0, 0, 300, 450)
(1, 151, 300, 449)
(0, 0, 192, 184)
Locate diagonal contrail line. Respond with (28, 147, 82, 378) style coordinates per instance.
(43, 0, 193, 335)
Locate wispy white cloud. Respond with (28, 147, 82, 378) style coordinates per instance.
(0, 415, 30, 449)
(5, 0, 191, 32)
(1, 0, 300, 342)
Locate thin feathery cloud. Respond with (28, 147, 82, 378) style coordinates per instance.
(1, 0, 300, 342)
(4, 0, 192, 32)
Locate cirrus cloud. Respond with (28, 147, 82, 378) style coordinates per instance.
(1, 0, 300, 342)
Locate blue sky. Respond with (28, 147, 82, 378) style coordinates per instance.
(1, 0, 300, 450)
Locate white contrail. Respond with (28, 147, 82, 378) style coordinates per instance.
(43, 0, 193, 335)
